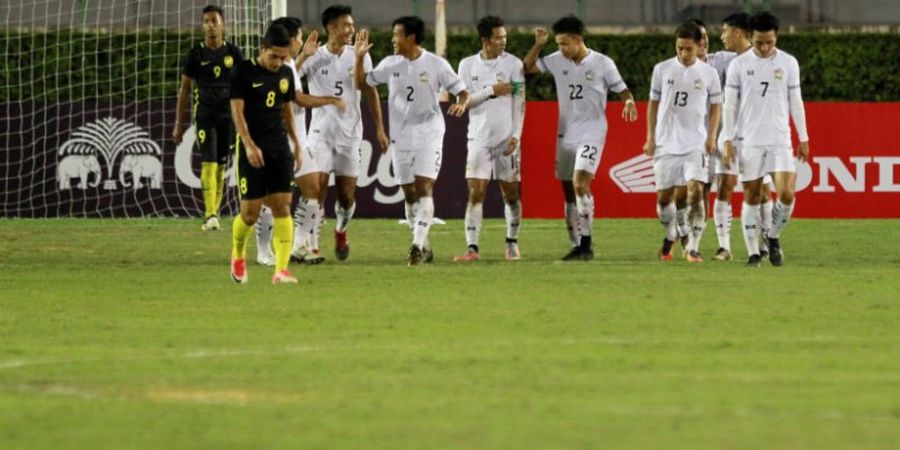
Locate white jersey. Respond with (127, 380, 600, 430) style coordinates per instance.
(725, 49, 801, 147)
(649, 57, 722, 157)
(457, 51, 525, 148)
(285, 57, 306, 142)
(706, 51, 737, 87)
(366, 50, 466, 149)
(537, 50, 627, 145)
(300, 45, 373, 147)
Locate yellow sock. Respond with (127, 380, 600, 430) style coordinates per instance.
(273, 216, 294, 272)
(214, 164, 226, 213)
(200, 162, 218, 218)
(231, 215, 254, 260)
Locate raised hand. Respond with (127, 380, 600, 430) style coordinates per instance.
(302, 30, 319, 58)
(354, 29, 373, 58)
(534, 28, 549, 47)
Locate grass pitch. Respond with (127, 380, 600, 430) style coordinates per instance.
(1, 218, 899, 449)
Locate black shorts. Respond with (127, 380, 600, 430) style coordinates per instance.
(236, 140, 294, 200)
(194, 110, 234, 164)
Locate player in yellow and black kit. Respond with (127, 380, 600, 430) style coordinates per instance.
(229, 23, 304, 284)
(172, 4, 244, 231)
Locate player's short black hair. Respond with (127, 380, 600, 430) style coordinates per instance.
(722, 12, 750, 31)
(476, 15, 504, 40)
(686, 17, 706, 29)
(392, 16, 426, 44)
(552, 15, 585, 37)
(675, 21, 704, 43)
(263, 23, 292, 48)
(271, 17, 302, 38)
(749, 11, 779, 33)
(322, 4, 352, 28)
(202, 5, 224, 19)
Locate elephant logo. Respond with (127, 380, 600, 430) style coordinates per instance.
(119, 154, 162, 189)
(57, 117, 162, 190)
(57, 154, 102, 190)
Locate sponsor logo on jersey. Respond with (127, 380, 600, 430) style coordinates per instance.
(224, 56, 233, 68)
(252, 82, 264, 88)
(747, 70, 754, 76)
(279, 78, 289, 93)
(667, 79, 674, 85)
(201, 61, 211, 66)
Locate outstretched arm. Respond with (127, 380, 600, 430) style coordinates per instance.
(523, 28, 549, 75)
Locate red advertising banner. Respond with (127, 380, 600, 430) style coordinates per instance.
(519, 101, 900, 218)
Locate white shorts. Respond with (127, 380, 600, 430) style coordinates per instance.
(653, 152, 708, 191)
(715, 136, 741, 176)
(301, 139, 361, 177)
(740, 145, 796, 182)
(465, 142, 521, 182)
(293, 143, 324, 178)
(556, 139, 605, 181)
(392, 146, 442, 185)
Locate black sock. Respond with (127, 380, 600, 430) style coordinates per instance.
(468, 244, 479, 253)
(505, 238, 517, 244)
(580, 235, 592, 250)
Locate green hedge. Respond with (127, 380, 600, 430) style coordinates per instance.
(2, 30, 898, 102)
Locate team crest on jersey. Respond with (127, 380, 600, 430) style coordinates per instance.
(224, 56, 234, 68)
(693, 79, 703, 90)
(496, 73, 506, 82)
(279, 78, 289, 93)
(585, 70, 594, 81)
(419, 71, 429, 83)
(774, 68, 784, 80)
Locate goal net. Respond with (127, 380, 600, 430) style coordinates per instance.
(0, 0, 279, 218)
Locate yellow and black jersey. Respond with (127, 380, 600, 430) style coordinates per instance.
(229, 58, 295, 152)
(183, 41, 244, 116)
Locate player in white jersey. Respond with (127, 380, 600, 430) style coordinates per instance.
(354, 16, 470, 265)
(721, 12, 810, 267)
(289, 5, 389, 265)
(644, 21, 722, 263)
(453, 16, 526, 262)
(701, 13, 773, 262)
(253, 17, 346, 267)
(523, 15, 638, 261)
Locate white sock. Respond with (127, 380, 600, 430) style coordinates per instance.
(760, 200, 773, 238)
(464, 202, 483, 248)
(310, 204, 325, 251)
(292, 197, 319, 253)
(255, 205, 274, 256)
(688, 199, 706, 252)
(657, 202, 677, 242)
(713, 199, 732, 251)
(505, 200, 522, 241)
(335, 201, 355, 233)
(768, 199, 795, 239)
(741, 202, 761, 256)
(412, 197, 434, 248)
(575, 193, 594, 245)
(564, 201, 578, 247)
(675, 206, 690, 240)
(404, 201, 416, 234)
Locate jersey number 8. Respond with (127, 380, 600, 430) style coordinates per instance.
(265, 91, 276, 107)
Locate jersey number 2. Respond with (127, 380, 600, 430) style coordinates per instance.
(580, 145, 598, 162)
(568, 84, 584, 100)
(406, 86, 415, 102)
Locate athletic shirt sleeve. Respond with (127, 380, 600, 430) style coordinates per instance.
(231, 44, 245, 63)
(229, 63, 245, 99)
(438, 57, 465, 95)
(708, 65, 723, 104)
(182, 47, 199, 78)
(788, 56, 801, 91)
(649, 63, 662, 101)
(511, 57, 525, 83)
(285, 67, 296, 102)
(536, 52, 556, 74)
(366, 57, 394, 87)
(604, 57, 627, 93)
(725, 58, 742, 94)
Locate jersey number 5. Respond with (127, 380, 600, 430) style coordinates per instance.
(334, 81, 343, 96)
